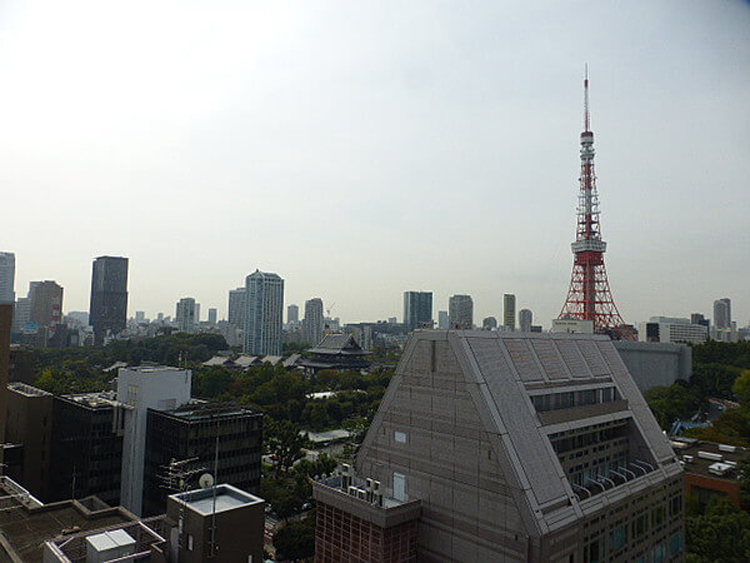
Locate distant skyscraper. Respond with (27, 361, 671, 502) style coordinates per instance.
(228, 287, 246, 328)
(403, 291, 433, 331)
(713, 298, 731, 329)
(690, 313, 709, 331)
(438, 310, 449, 330)
(244, 270, 284, 355)
(303, 298, 324, 346)
(29, 281, 63, 329)
(519, 309, 533, 333)
(287, 304, 299, 324)
(89, 256, 129, 345)
(449, 295, 473, 329)
(135, 311, 146, 323)
(482, 316, 498, 330)
(175, 298, 198, 333)
(0, 252, 15, 304)
(208, 308, 217, 325)
(503, 294, 516, 331)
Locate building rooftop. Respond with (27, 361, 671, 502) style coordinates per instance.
(308, 334, 369, 356)
(171, 484, 263, 516)
(8, 381, 52, 397)
(122, 364, 187, 374)
(672, 439, 749, 483)
(157, 401, 260, 421)
(60, 391, 125, 410)
(0, 477, 136, 562)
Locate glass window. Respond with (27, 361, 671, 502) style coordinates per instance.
(609, 525, 627, 551)
(584, 536, 604, 563)
(670, 532, 683, 555)
(652, 542, 666, 563)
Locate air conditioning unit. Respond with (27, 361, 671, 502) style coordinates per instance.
(348, 486, 358, 497)
(698, 451, 723, 462)
(719, 444, 737, 453)
(682, 455, 694, 463)
(708, 462, 733, 476)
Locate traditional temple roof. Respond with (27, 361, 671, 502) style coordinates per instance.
(308, 334, 368, 356)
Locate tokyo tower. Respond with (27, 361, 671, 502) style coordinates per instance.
(558, 69, 635, 340)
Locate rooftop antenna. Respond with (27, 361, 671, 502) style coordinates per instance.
(584, 64, 590, 132)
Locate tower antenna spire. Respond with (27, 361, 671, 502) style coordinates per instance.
(584, 64, 590, 132)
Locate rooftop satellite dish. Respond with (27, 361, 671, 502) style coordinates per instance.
(199, 473, 215, 489)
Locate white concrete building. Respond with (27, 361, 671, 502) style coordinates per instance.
(244, 270, 284, 355)
(117, 366, 192, 516)
(639, 317, 708, 345)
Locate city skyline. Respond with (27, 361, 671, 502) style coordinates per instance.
(1, 2, 748, 326)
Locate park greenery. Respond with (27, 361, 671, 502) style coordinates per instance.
(644, 341, 750, 442)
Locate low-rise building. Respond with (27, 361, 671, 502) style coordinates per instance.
(671, 438, 748, 509)
(302, 334, 371, 372)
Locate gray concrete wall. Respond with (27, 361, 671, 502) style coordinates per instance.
(613, 341, 691, 393)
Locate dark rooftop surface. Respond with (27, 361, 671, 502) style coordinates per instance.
(672, 439, 750, 483)
(0, 499, 134, 561)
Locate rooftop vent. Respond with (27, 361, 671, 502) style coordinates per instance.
(698, 451, 723, 462)
(708, 462, 734, 477)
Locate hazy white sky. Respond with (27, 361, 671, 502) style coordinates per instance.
(1, 1, 748, 327)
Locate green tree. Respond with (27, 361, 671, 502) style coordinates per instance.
(645, 383, 701, 430)
(266, 419, 309, 478)
(273, 516, 315, 562)
(686, 496, 750, 562)
(732, 371, 750, 408)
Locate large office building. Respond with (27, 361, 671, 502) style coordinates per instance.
(713, 298, 731, 330)
(28, 280, 63, 330)
(503, 293, 516, 330)
(314, 331, 684, 561)
(175, 297, 198, 333)
(448, 294, 473, 329)
(288, 303, 300, 325)
(519, 308, 533, 333)
(89, 256, 129, 345)
(244, 270, 284, 355)
(303, 297, 325, 346)
(639, 317, 708, 345)
(142, 402, 263, 516)
(0, 252, 15, 304)
(403, 291, 433, 332)
(228, 287, 246, 328)
(49, 392, 127, 506)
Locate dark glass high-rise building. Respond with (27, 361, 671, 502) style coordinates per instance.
(403, 291, 433, 331)
(89, 256, 128, 345)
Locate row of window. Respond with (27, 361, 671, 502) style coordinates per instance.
(532, 387, 618, 413)
(584, 530, 682, 563)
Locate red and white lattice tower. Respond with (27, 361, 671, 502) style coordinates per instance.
(558, 69, 635, 340)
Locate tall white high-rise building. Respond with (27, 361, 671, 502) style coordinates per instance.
(714, 298, 731, 329)
(244, 270, 284, 355)
(175, 297, 198, 333)
(0, 252, 16, 304)
(503, 294, 516, 331)
(449, 295, 473, 329)
(519, 309, 533, 333)
(303, 297, 324, 346)
(228, 287, 246, 328)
